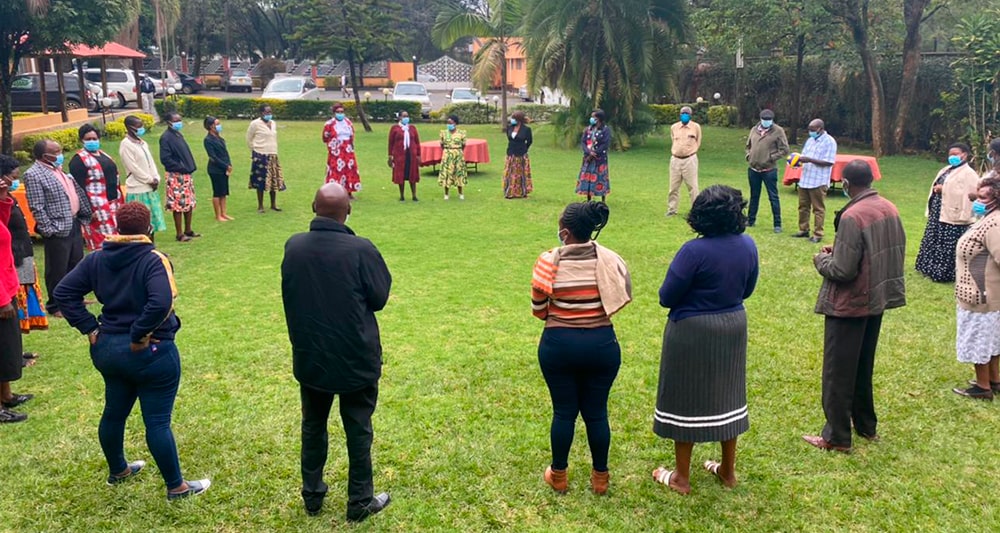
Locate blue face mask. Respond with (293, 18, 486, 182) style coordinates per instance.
(557, 230, 566, 246)
(8, 179, 20, 192)
(83, 140, 100, 152)
(948, 155, 963, 167)
(215, 124, 223, 133)
(263, 114, 273, 122)
(973, 200, 991, 217)
(842, 180, 850, 198)
(447, 124, 456, 131)
(680, 113, 691, 124)
(136, 127, 146, 137)
(760, 119, 773, 128)
(335, 113, 345, 121)
(401, 117, 410, 125)
(50, 154, 65, 167)
(809, 130, 820, 139)
(510, 117, 518, 125)
(171, 121, 183, 131)
(589, 117, 597, 126)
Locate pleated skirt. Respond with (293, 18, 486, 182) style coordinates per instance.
(653, 310, 749, 442)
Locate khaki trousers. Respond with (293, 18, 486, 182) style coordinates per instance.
(668, 154, 699, 214)
(798, 186, 827, 237)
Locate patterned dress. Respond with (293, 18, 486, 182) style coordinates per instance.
(576, 125, 611, 197)
(503, 125, 533, 199)
(323, 117, 361, 192)
(915, 168, 972, 282)
(438, 129, 468, 189)
(70, 149, 120, 250)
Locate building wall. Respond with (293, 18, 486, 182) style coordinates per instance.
(387, 61, 417, 84)
(471, 37, 527, 90)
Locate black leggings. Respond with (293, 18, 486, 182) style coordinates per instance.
(538, 326, 621, 472)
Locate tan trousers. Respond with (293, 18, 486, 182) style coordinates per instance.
(141, 93, 155, 115)
(798, 186, 827, 237)
(668, 154, 699, 214)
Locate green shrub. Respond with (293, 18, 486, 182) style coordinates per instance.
(707, 105, 738, 127)
(103, 121, 127, 141)
(22, 126, 84, 152)
(153, 97, 420, 122)
(217, 98, 260, 119)
(650, 103, 710, 125)
(113, 113, 155, 130)
(361, 101, 421, 122)
(509, 103, 568, 123)
(255, 58, 286, 88)
(435, 102, 496, 124)
(13, 151, 32, 166)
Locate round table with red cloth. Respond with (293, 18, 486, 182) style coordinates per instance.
(419, 138, 490, 172)
(782, 154, 882, 186)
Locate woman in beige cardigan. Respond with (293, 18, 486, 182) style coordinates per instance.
(119, 116, 167, 241)
(915, 142, 979, 282)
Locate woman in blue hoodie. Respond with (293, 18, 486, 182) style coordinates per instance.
(53, 202, 210, 500)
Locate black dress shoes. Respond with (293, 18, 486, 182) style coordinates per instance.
(346, 492, 391, 523)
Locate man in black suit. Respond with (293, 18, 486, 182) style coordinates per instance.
(281, 182, 392, 522)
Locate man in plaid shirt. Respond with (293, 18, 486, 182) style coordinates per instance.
(793, 119, 837, 243)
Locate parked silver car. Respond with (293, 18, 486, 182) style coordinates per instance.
(221, 70, 253, 93)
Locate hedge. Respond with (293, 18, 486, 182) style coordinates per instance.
(19, 113, 156, 152)
(155, 97, 421, 122)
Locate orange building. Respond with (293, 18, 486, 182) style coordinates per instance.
(470, 37, 527, 90)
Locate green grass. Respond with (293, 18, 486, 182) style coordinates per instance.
(3, 120, 999, 531)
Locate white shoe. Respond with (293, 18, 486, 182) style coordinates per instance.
(444, 194, 449, 200)
(459, 194, 465, 200)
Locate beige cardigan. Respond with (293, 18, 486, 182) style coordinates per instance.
(119, 137, 161, 194)
(955, 210, 1000, 312)
(246, 118, 278, 155)
(926, 164, 979, 225)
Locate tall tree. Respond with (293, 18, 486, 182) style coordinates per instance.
(891, 0, 942, 153)
(523, 0, 688, 148)
(392, 0, 449, 64)
(0, 0, 137, 154)
(433, 0, 522, 128)
(285, 0, 402, 132)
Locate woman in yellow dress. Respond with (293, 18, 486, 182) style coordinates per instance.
(438, 115, 467, 200)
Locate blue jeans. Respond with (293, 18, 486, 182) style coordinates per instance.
(538, 326, 621, 472)
(747, 168, 781, 228)
(90, 333, 183, 490)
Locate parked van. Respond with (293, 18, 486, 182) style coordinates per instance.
(392, 82, 432, 118)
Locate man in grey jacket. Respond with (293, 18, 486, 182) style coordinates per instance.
(803, 160, 906, 453)
(745, 109, 789, 233)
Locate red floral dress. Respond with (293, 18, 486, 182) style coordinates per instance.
(323, 117, 361, 192)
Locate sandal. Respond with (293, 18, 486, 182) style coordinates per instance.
(703, 460, 737, 488)
(270, 206, 282, 212)
(183, 231, 201, 238)
(968, 380, 1000, 394)
(176, 234, 192, 242)
(2, 393, 34, 408)
(22, 352, 38, 360)
(652, 467, 689, 495)
(953, 384, 994, 401)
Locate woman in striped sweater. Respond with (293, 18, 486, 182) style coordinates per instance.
(531, 201, 632, 495)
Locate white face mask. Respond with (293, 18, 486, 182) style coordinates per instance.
(344, 214, 350, 225)
(557, 229, 566, 245)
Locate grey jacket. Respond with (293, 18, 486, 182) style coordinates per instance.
(746, 123, 789, 171)
(23, 161, 92, 238)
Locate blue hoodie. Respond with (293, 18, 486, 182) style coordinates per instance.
(53, 236, 180, 343)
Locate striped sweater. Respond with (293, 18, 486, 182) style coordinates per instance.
(532, 242, 629, 328)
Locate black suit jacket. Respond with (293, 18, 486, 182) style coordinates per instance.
(506, 124, 532, 156)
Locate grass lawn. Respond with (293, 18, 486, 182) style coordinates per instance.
(3, 119, 999, 531)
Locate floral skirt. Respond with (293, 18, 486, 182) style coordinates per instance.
(576, 158, 610, 196)
(438, 149, 468, 188)
(164, 172, 196, 213)
(956, 306, 1000, 365)
(126, 191, 167, 232)
(250, 151, 286, 193)
(15, 263, 48, 333)
(503, 155, 532, 198)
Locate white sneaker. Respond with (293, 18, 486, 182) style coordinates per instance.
(443, 194, 449, 200)
(459, 194, 465, 200)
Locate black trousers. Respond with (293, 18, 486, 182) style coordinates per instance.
(44, 220, 84, 314)
(747, 168, 781, 228)
(821, 314, 882, 447)
(300, 383, 378, 512)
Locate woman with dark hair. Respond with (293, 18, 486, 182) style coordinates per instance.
(53, 201, 210, 499)
(531, 201, 632, 495)
(651, 184, 759, 494)
(204, 116, 233, 221)
(576, 109, 611, 202)
(952, 141, 1000, 400)
(69, 123, 121, 250)
(323, 103, 360, 198)
(915, 142, 980, 282)
(118, 115, 166, 241)
(0, 154, 31, 423)
(387, 110, 421, 202)
(503, 110, 533, 199)
(438, 115, 467, 200)
(246, 104, 285, 212)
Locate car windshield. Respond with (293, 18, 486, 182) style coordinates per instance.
(395, 84, 426, 96)
(452, 89, 478, 99)
(232, 71, 249, 77)
(268, 79, 303, 93)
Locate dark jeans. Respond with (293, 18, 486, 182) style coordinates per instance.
(538, 326, 621, 472)
(90, 333, 183, 489)
(821, 314, 882, 447)
(747, 168, 781, 228)
(300, 383, 378, 513)
(44, 219, 84, 314)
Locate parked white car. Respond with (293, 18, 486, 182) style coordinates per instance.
(392, 81, 432, 117)
(447, 88, 482, 104)
(261, 76, 321, 100)
(79, 68, 138, 108)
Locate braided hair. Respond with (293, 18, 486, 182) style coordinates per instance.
(560, 201, 610, 242)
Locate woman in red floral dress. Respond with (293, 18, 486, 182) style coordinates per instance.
(322, 104, 361, 197)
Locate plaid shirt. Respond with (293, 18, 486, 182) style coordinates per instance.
(799, 132, 838, 189)
(22, 161, 92, 238)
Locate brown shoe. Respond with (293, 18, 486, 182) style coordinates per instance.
(802, 435, 851, 453)
(590, 469, 609, 495)
(544, 466, 568, 494)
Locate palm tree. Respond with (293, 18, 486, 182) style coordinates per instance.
(523, 0, 687, 148)
(433, 0, 522, 127)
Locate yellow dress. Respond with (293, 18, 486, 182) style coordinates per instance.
(437, 129, 467, 188)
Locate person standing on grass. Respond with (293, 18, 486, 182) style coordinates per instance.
(53, 202, 210, 500)
(1, 155, 48, 347)
(791, 119, 837, 244)
(532, 201, 632, 495)
(387, 110, 421, 202)
(503, 110, 533, 199)
(139, 75, 156, 116)
(745, 109, 789, 233)
(666, 106, 701, 216)
(0, 159, 32, 424)
(576, 109, 611, 202)
(120, 116, 167, 243)
(324, 104, 361, 199)
(69, 124, 122, 251)
(246, 105, 285, 213)
(23, 139, 91, 317)
(203, 116, 234, 222)
(651, 185, 758, 495)
(803, 160, 905, 453)
(159, 112, 200, 242)
(915, 143, 980, 283)
(281, 182, 392, 522)
(438, 115, 467, 200)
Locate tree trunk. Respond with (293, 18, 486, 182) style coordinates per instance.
(790, 33, 805, 145)
(0, 71, 12, 156)
(500, 46, 508, 131)
(347, 50, 372, 132)
(891, 0, 932, 154)
(835, 0, 887, 156)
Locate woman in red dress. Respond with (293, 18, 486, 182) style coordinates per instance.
(322, 104, 361, 198)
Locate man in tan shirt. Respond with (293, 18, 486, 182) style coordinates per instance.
(667, 106, 701, 216)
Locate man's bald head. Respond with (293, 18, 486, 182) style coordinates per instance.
(313, 182, 351, 223)
(808, 118, 825, 132)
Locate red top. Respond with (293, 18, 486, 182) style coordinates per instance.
(0, 197, 20, 305)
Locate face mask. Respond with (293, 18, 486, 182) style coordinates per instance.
(136, 127, 146, 137)
(215, 124, 223, 133)
(760, 120, 773, 128)
(48, 154, 64, 167)
(83, 140, 100, 152)
(809, 131, 820, 139)
(557, 230, 566, 246)
(680, 113, 691, 124)
(171, 121, 183, 131)
(842, 180, 850, 198)
(973, 200, 991, 217)
(447, 124, 456, 131)
(263, 114, 273, 122)
(8, 179, 20, 192)
(335, 113, 345, 121)
(948, 155, 963, 167)
(589, 117, 597, 126)
(344, 213, 350, 225)
(510, 118, 518, 125)
(401, 117, 410, 125)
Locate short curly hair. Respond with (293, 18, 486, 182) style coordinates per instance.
(687, 185, 748, 237)
(117, 202, 152, 235)
(979, 174, 1000, 204)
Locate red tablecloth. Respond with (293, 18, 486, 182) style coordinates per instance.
(419, 138, 490, 167)
(783, 154, 882, 186)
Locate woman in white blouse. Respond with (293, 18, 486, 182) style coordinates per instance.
(118, 115, 166, 240)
